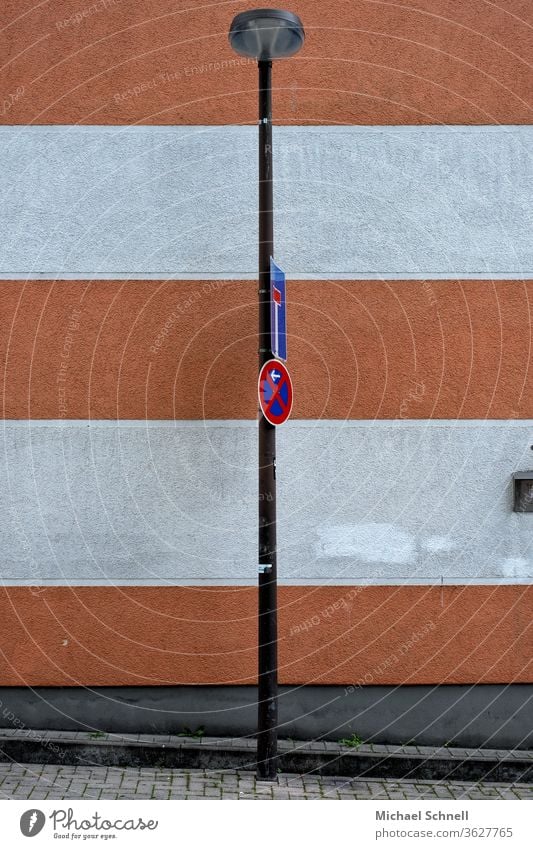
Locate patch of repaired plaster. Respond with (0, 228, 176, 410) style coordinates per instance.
(316, 523, 415, 565)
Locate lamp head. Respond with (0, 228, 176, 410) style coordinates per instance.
(228, 8, 305, 61)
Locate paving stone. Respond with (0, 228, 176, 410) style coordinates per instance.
(0, 762, 531, 800)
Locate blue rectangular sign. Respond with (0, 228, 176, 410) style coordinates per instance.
(270, 258, 287, 361)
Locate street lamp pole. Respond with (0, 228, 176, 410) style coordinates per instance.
(229, 8, 305, 782)
(257, 57, 277, 780)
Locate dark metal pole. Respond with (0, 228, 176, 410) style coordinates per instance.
(257, 58, 278, 781)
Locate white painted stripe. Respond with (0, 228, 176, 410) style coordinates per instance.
(0, 125, 527, 136)
(3, 419, 532, 429)
(2, 578, 531, 587)
(0, 420, 532, 585)
(1, 125, 531, 277)
(0, 273, 532, 281)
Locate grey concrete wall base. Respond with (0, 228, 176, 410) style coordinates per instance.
(0, 732, 531, 783)
(0, 685, 531, 750)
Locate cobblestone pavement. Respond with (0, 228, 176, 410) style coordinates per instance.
(0, 763, 531, 800)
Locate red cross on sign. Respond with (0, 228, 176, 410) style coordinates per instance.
(258, 359, 293, 426)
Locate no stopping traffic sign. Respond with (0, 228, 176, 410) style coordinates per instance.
(258, 359, 293, 425)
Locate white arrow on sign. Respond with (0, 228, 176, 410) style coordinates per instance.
(270, 370, 281, 382)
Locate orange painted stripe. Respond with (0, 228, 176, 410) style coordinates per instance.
(0, 585, 530, 686)
(1, 278, 532, 420)
(1, 1, 531, 125)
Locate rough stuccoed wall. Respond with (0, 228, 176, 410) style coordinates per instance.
(1, 421, 532, 583)
(0, 0, 531, 699)
(0, 584, 531, 685)
(1, 0, 531, 125)
(2, 278, 533, 421)
(0, 126, 531, 275)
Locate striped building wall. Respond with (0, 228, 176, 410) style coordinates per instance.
(0, 0, 532, 742)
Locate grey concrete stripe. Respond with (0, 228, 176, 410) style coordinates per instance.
(0, 125, 531, 277)
(0, 420, 532, 584)
(0, 684, 530, 751)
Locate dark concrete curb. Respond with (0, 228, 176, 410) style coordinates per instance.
(0, 731, 531, 783)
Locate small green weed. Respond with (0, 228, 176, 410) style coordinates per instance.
(176, 726, 205, 739)
(339, 733, 363, 748)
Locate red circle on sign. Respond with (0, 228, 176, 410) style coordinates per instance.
(258, 359, 293, 426)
